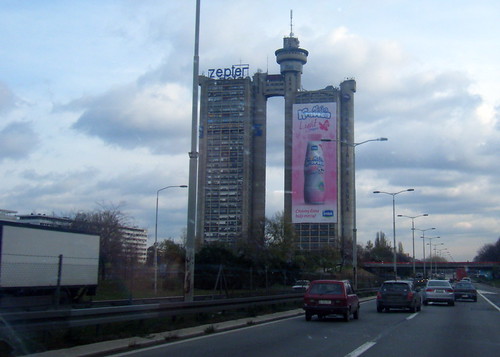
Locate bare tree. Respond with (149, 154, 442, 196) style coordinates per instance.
(265, 211, 296, 263)
(71, 206, 129, 280)
(474, 237, 500, 262)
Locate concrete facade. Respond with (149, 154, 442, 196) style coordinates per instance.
(196, 33, 355, 254)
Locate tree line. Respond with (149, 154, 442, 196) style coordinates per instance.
(73, 208, 500, 292)
(474, 237, 500, 262)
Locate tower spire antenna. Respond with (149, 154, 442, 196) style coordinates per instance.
(290, 9, 294, 37)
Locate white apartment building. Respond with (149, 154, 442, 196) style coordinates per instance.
(121, 226, 148, 264)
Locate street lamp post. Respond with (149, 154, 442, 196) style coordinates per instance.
(436, 247, 448, 275)
(437, 247, 448, 259)
(373, 188, 414, 280)
(154, 185, 188, 295)
(426, 236, 441, 278)
(321, 137, 387, 289)
(415, 228, 436, 278)
(397, 214, 428, 276)
(431, 243, 444, 276)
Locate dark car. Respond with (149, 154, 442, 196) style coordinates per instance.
(453, 282, 478, 301)
(303, 280, 360, 322)
(376, 280, 422, 313)
(413, 275, 427, 288)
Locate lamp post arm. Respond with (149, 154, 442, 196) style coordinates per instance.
(321, 137, 388, 147)
(353, 137, 388, 147)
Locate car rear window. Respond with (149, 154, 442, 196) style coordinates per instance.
(295, 280, 309, 285)
(381, 283, 409, 292)
(455, 283, 473, 289)
(428, 281, 450, 287)
(309, 283, 343, 294)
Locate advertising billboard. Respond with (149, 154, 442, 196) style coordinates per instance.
(292, 102, 337, 223)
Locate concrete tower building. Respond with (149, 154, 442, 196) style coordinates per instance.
(197, 74, 255, 248)
(275, 33, 308, 225)
(196, 32, 355, 257)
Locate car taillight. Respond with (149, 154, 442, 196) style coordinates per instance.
(377, 292, 382, 299)
(446, 289, 454, 293)
(407, 291, 414, 301)
(426, 288, 433, 292)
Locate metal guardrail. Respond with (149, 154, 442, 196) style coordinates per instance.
(0, 293, 303, 333)
(0, 288, 378, 334)
(89, 292, 252, 307)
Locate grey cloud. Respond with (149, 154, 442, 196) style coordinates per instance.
(61, 83, 191, 154)
(0, 82, 18, 114)
(354, 69, 489, 175)
(137, 47, 193, 86)
(0, 121, 40, 161)
(360, 71, 478, 123)
(4, 168, 101, 213)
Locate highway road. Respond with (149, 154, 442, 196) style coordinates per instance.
(113, 286, 499, 357)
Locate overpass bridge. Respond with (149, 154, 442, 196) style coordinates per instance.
(363, 261, 499, 279)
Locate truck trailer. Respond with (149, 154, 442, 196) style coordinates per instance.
(0, 222, 100, 306)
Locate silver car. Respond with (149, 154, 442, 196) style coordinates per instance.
(423, 280, 455, 306)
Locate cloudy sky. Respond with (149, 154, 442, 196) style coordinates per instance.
(1, 0, 499, 262)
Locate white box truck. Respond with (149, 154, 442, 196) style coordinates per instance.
(0, 222, 100, 306)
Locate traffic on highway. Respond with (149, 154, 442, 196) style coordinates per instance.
(111, 280, 499, 357)
(2, 2, 500, 356)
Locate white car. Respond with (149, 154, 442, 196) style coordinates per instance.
(423, 280, 455, 306)
(292, 280, 310, 291)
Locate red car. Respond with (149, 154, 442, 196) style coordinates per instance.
(303, 280, 360, 322)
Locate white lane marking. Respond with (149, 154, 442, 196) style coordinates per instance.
(477, 289, 497, 295)
(478, 291, 500, 312)
(406, 312, 418, 320)
(345, 341, 376, 357)
(345, 300, 419, 356)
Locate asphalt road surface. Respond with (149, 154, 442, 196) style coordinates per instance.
(113, 287, 500, 357)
